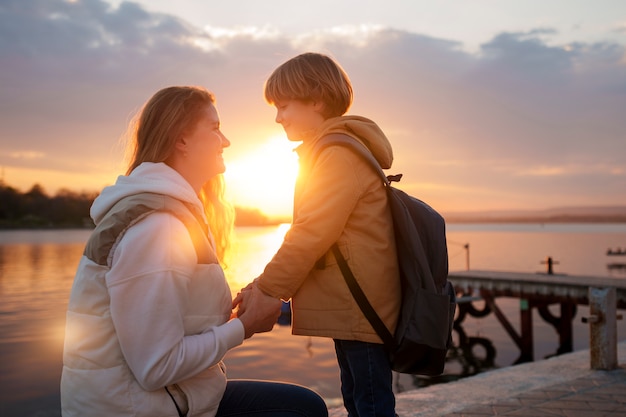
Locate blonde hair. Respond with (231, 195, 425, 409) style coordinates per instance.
(126, 86, 234, 263)
(264, 52, 353, 118)
(200, 177, 234, 265)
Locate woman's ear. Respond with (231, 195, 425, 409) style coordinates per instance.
(174, 137, 188, 157)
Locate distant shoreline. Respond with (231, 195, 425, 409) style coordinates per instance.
(2, 183, 625, 228)
(1, 216, 626, 230)
(442, 215, 626, 224)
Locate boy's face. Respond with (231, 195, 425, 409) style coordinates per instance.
(273, 99, 325, 142)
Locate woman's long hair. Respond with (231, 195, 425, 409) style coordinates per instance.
(125, 86, 234, 264)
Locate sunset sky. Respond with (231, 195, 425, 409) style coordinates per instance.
(1, 0, 625, 218)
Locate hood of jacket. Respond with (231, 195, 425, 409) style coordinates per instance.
(297, 115, 394, 169)
(90, 162, 205, 226)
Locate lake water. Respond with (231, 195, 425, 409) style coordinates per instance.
(1, 223, 626, 415)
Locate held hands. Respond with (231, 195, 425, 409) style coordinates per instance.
(233, 282, 282, 339)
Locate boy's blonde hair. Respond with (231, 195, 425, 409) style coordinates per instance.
(264, 52, 353, 119)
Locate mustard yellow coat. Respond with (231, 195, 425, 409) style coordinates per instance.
(257, 116, 401, 343)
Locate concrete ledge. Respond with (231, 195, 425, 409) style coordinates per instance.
(329, 341, 626, 416)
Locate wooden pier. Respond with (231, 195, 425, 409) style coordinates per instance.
(449, 269, 626, 370)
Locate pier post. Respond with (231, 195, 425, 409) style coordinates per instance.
(587, 287, 617, 370)
(519, 298, 534, 362)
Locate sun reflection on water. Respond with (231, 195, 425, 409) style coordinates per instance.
(226, 223, 291, 296)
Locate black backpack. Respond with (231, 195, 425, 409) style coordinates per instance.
(315, 134, 456, 376)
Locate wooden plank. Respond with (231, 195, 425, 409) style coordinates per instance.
(449, 270, 626, 306)
(449, 270, 626, 289)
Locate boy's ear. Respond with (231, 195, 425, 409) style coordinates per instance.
(313, 101, 325, 113)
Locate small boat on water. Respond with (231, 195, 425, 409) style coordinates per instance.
(606, 248, 626, 256)
(606, 248, 626, 271)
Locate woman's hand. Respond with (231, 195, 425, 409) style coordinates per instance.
(232, 279, 256, 312)
(235, 284, 282, 339)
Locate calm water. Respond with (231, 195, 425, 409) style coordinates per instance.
(1, 223, 626, 414)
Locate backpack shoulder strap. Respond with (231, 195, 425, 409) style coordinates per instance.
(331, 243, 396, 348)
(313, 133, 391, 185)
(85, 193, 216, 266)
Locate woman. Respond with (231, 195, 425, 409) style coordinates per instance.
(61, 86, 327, 417)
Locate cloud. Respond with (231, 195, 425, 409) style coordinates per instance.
(8, 151, 45, 160)
(0, 0, 624, 210)
(614, 22, 626, 34)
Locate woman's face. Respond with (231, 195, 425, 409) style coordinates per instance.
(184, 103, 230, 185)
(273, 99, 325, 142)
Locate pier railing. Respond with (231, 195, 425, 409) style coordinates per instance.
(448, 270, 625, 370)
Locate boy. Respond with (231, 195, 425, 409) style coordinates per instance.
(239, 52, 401, 416)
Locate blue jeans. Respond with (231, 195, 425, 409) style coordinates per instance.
(334, 339, 396, 417)
(216, 380, 328, 417)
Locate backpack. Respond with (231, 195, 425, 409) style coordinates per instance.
(315, 134, 457, 376)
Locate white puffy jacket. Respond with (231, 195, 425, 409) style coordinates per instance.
(61, 162, 244, 417)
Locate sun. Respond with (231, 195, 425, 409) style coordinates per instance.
(224, 136, 299, 219)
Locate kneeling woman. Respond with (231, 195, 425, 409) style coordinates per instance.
(61, 86, 327, 417)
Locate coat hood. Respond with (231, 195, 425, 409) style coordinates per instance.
(301, 116, 394, 169)
(90, 162, 204, 225)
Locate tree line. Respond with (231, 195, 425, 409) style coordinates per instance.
(0, 182, 281, 229)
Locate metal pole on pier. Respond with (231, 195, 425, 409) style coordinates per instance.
(541, 256, 559, 274)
